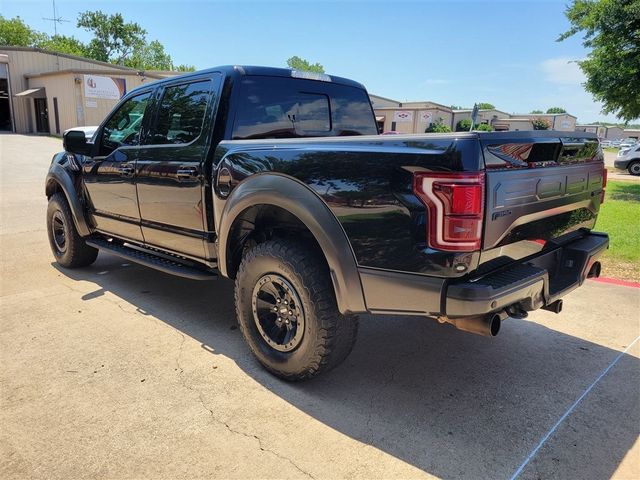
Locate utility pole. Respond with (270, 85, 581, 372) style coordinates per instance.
(42, 0, 69, 36)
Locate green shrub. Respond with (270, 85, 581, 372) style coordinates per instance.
(475, 123, 494, 132)
(456, 118, 472, 131)
(532, 118, 551, 130)
(425, 119, 452, 133)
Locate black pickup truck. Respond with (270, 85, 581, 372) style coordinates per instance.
(47, 66, 609, 380)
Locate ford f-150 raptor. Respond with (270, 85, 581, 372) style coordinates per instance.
(47, 66, 609, 380)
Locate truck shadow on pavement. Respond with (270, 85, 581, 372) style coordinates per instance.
(54, 255, 639, 480)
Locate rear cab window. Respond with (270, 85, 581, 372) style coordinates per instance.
(232, 76, 377, 140)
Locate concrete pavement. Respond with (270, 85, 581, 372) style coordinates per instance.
(1, 133, 639, 479)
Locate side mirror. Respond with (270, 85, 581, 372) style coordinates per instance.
(63, 130, 92, 156)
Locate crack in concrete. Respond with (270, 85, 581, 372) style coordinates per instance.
(173, 339, 316, 480)
(63, 277, 316, 478)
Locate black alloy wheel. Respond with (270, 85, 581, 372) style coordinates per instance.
(252, 274, 305, 352)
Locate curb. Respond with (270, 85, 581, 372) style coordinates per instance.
(590, 277, 640, 288)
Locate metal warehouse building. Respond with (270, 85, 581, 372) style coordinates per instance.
(0, 46, 176, 135)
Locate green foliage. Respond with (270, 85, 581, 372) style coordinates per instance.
(39, 35, 88, 57)
(596, 181, 640, 279)
(0, 13, 195, 72)
(559, 0, 640, 121)
(530, 110, 544, 114)
(0, 15, 47, 46)
(286, 56, 325, 73)
(450, 105, 467, 110)
(174, 64, 197, 72)
(425, 119, 452, 133)
(77, 10, 146, 64)
(546, 107, 567, 113)
(456, 118, 472, 131)
(475, 123, 494, 131)
(588, 120, 640, 128)
(476, 102, 495, 110)
(531, 118, 552, 130)
(125, 40, 172, 70)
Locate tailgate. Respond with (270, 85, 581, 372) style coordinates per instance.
(479, 132, 604, 265)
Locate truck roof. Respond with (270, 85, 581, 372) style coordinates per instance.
(142, 65, 367, 90)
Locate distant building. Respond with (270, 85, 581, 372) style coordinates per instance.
(369, 94, 577, 133)
(451, 108, 512, 131)
(0, 46, 178, 135)
(575, 124, 624, 140)
(370, 95, 454, 133)
(623, 128, 640, 139)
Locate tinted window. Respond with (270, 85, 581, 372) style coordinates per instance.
(100, 91, 151, 154)
(233, 76, 377, 139)
(150, 80, 211, 145)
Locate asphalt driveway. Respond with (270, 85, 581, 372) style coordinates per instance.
(1, 133, 638, 479)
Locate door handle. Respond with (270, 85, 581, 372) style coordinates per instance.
(176, 166, 199, 180)
(118, 165, 134, 176)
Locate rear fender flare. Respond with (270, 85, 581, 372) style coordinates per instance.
(217, 173, 366, 315)
(45, 163, 91, 237)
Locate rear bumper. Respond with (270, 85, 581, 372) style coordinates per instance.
(445, 231, 609, 317)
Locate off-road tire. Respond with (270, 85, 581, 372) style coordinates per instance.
(628, 161, 640, 176)
(46, 192, 98, 268)
(235, 239, 358, 381)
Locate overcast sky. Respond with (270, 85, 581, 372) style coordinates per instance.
(8, 0, 632, 123)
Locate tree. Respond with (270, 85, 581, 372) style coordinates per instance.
(456, 118, 472, 131)
(0, 15, 47, 46)
(425, 118, 452, 133)
(39, 35, 88, 57)
(546, 107, 567, 113)
(125, 40, 172, 70)
(559, 0, 640, 121)
(450, 105, 467, 110)
(77, 10, 147, 64)
(174, 64, 196, 72)
(286, 56, 325, 73)
(1, 13, 195, 73)
(530, 109, 544, 114)
(532, 118, 552, 130)
(476, 102, 495, 110)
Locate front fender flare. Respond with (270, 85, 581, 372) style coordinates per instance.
(217, 173, 366, 315)
(45, 163, 91, 237)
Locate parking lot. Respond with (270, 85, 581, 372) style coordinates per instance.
(1, 133, 638, 479)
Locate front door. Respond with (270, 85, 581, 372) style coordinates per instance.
(34, 98, 49, 133)
(82, 90, 153, 242)
(136, 76, 219, 258)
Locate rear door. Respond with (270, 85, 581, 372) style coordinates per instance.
(135, 74, 221, 258)
(83, 89, 154, 242)
(479, 132, 605, 267)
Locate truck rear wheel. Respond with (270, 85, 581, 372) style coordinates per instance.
(46, 192, 98, 268)
(234, 239, 358, 381)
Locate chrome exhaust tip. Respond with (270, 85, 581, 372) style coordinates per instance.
(446, 311, 505, 337)
(588, 261, 602, 278)
(541, 299, 563, 314)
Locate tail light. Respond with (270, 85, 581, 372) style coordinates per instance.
(413, 172, 485, 251)
(601, 167, 607, 204)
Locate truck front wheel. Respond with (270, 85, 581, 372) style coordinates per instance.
(234, 239, 358, 381)
(46, 192, 98, 268)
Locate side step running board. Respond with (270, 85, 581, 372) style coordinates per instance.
(86, 238, 217, 281)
